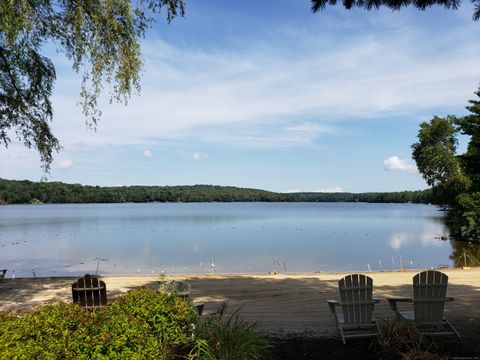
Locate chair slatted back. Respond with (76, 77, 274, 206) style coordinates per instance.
(413, 270, 448, 322)
(339, 274, 374, 325)
(72, 274, 107, 309)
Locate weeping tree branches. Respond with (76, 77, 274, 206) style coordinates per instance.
(0, 0, 185, 171)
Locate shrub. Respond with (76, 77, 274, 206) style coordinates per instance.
(378, 318, 423, 351)
(0, 302, 94, 359)
(377, 319, 443, 360)
(98, 287, 198, 357)
(191, 303, 271, 360)
(0, 288, 271, 360)
(0, 288, 198, 359)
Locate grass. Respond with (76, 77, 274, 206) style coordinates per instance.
(377, 319, 448, 360)
(191, 303, 272, 360)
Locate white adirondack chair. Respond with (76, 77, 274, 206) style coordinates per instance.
(327, 274, 380, 344)
(387, 270, 461, 339)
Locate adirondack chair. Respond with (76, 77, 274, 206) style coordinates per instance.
(326, 274, 380, 344)
(387, 270, 461, 339)
(0, 269, 6, 280)
(72, 274, 107, 310)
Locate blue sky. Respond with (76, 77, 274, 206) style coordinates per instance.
(1, 0, 480, 192)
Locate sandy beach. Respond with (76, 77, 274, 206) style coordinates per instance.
(1, 268, 479, 336)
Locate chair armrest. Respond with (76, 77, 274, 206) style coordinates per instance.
(387, 297, 412, 313)
(326, 299, 339, 314)
(386, 297, 412, 302)
(372, 298, 380, 303)
(445, 297, 454, 302)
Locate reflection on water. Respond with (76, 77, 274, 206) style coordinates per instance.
(0, 202, 478, 277)
(449, 240, 480, 267)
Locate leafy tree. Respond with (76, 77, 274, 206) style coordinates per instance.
(412, 87, 480, 242)
(411, 116, 470, 204)
(412, 116, 462, 188)
(454, 192, 480, 241)
(457, 88, 480, 191)
(0, 0, 184, 171)
(311, 0, 480, 21)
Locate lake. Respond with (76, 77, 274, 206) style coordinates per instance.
(0, 202, 477, 278)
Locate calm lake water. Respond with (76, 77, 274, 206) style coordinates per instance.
(0, 202, 477, 278)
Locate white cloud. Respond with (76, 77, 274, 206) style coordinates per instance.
(58, 159, 74, 170)
(384, 156, 416, 173)
(282, 189, 302, 193)
(192, 153, 208, 161)
(285, 122, 334, 134)
(316, 187, 344, 193)
(47, 21, 480, 151)
(5, 11, 480, 180)
(143, 150, 153, 158)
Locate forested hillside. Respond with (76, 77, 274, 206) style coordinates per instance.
(0, 178, 433, 204)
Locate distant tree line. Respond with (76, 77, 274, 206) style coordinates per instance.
(296, 190, 434, 203)
(0, 178, 434, 205)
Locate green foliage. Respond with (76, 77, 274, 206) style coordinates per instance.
(311, 0, 480, 22)
(0, 290, 272, 360)
(104, 287, 198, 351)
(0, 302, 95, 359)
(157, 272, 178, 293)
(192, 303, 271, 360)
(411, 87, 480, 242)
(0, 288, 198, 359)
(0, 0, 184, 171)
(457, 88, 480, 192)
(0, 177, 434, 204)
(450, 192, 480, 242)
(411, 116, 467, 191)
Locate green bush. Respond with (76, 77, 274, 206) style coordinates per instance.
(0, 302, 94, 359)
(0, 289, 271, 360)
(0, 288, 198, 359)
(191, 303, 271, 360)
(98, 287, 198, 357)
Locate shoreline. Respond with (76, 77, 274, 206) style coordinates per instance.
(1, 266, 459, 280)
(2, 267, 479, 336)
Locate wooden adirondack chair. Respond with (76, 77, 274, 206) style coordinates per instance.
(326, 274, 380, 344)
(72, 274, 107, 310)
(387, 270, 461, 339)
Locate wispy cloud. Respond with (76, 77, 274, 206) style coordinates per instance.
(143, 150, 153, 158)
(48, 19, 480, 151)
(384, 156, 416, 173)
(192, 153, 208, 161)
(57, 159, 74, 170)
(316, 187, 344, 193)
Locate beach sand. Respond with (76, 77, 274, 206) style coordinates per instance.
(1, 268, 479, 336)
